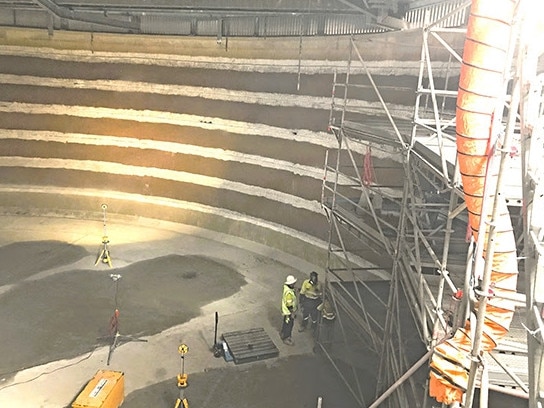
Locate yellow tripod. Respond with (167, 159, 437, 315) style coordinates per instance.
(174, 344, 189, 408)
(95, 204, 113, 268)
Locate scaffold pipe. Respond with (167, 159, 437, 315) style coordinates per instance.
(428, 0, 519, 404)
(369, 349, 434, 408)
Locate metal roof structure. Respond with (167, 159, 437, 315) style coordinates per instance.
(0, 0, 462, 36)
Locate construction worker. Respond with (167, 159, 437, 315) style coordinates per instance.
(299, 271, 323, 332)
(318, 296, 336, 322)
(316, 295, 336, 346)
(280, 275, 298, 345)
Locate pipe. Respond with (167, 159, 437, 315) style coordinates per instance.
(369, 349, 434, 408)
(428, 0, 519, 405)
(465, 57, 521, 408)
(480, 362, 489, 408)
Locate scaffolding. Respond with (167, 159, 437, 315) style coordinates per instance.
(318, 1, 542, 407)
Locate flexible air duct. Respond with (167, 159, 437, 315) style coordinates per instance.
(428, 0, 519, 404)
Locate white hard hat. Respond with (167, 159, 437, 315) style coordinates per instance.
(285, 275, 297, 285)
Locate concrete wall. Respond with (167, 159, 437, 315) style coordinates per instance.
(0, 25, 465, 60)
(0, 27, 450, 271)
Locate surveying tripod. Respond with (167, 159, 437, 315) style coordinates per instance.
(95, 203, 112, 268)
(174, 344, 190, 408)
(104, 273, 147, 365)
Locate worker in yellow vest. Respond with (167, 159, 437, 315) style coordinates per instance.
(280, 275, 298, 345)
(316, 295, 336, 345)
(299, 271, 323, 332)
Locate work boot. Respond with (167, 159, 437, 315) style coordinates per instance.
(283, 337, 294, 346)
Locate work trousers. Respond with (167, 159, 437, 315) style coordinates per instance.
(280, 314, 294, 340)
(301, 297, 321, 328)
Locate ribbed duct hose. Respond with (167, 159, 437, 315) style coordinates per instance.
(428, 0, 519, 404)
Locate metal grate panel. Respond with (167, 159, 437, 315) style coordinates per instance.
(222, 327, 279, 365)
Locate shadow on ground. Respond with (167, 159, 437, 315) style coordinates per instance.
(123, 353, 360, 408)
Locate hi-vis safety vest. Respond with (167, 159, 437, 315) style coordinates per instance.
(281, 284, 297, 316)
(300, 279, 323, 300)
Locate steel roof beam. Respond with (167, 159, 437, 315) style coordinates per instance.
(32, 0, 140, 31)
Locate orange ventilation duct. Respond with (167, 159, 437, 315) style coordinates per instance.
(428, 0, 519, 404)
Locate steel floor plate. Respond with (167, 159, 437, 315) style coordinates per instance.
(222, 327, 279, 365)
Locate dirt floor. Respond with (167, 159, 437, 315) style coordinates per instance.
(123, 354, 358, 408)
(0, 215, 529, 408)
(0, 247, 245, 376)
(0, 214, 358, 408)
